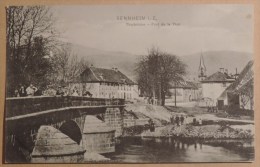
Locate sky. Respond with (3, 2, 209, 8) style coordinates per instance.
(51, 4, 253, 56)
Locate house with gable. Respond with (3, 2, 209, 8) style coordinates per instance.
(70, 65, 139, 99)
(200, 68, 236, 103)
(168, 80, 201, 102)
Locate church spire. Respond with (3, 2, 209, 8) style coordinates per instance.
(198, 51, 207, 81)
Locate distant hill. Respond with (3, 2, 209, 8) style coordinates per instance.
(71, 44, 139, 81)
(70, 44, 253, 82)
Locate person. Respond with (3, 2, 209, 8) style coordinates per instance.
(171, 115, 175, 124)
(19, 86, 27, 97)
(72, 89, 79, 96)
(83, 90, 92, 97)
(14, 89, 20, 97)
(149, 119, 155, 132)
(180, 115, 185, 125)
(56, 86, 64, 96)
(193, 118, 197, 125)
(26, 84, 38, 96)
(34, 87, 43, 96)
(151, 98, 154, 105)
(198, 118, 202, 125)
(175, 116, 180, 126)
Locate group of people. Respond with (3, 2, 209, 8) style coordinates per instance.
(13, 84, 95, 98)
(170, 115, 186, 126)
(56, 86, 93, 97)
(14, 84, 39, 97)
(145, 97, 158, 105)
(56, 87, 80, 96)
(170, 115, 203, 126)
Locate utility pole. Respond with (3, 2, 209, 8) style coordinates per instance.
(175, 81, 177, 107)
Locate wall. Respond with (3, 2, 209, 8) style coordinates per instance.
(73, 82, 139, 100)
(81, 132, 115, 154)
(123, 111, 136, 127)
(31, 154, 84, 163)
(104, 108, 123, 137)
(169, 88, 201, 102)
(168, 88, 184, 102)
(202, 82, 232, 101)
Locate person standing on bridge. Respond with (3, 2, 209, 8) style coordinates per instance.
(26, 84, 38, 96)
(72, 89, 79, 96)
(19, 85, 27, 97)
(56, 86, 64, 96)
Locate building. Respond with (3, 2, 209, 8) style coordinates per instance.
(198, 53, 207, 81)
(168, 81, 201, 102)
(218, 61, 253, 110)
(70, 66, 139, 99)
(200, 68, 236, 103)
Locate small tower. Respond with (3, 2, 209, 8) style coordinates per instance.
(198, 52, 207, 81)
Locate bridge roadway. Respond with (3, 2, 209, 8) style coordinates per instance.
(5, 96, 125, 162)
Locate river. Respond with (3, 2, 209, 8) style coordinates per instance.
(106, 137, 254, 163)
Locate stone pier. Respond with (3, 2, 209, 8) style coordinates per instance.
(31, 126, 85, 163)
(81, 115, 115, 154)
(104, 108, 123, 137)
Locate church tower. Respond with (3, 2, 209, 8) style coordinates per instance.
(198, 52, 207, 81)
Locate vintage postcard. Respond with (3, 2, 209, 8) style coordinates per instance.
(1, 1, 258, 165)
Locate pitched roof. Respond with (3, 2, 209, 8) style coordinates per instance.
(234, 78, 253, 95)
(202, 71, 235, 83)
(80, 67, 135, 85)
(218, 61, 253, 99)
(170, 81, 199, 89)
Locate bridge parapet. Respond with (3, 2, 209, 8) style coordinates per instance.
(5, 96, 124, 118)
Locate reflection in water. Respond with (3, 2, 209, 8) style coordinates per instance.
(107, 137, 254, 163)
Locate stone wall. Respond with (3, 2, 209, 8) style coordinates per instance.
(104, 108, 123, 137)
(123, 111, 136, 127)
(82, 132, 115, 154)
(31, 154, 84, 163)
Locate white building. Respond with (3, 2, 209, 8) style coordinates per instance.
(218, 61, 253, 110)
(70, 66, 139, 100)
(201, 68, 236, 102)
(168, 81, 201, 102)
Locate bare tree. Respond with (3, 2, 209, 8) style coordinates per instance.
(6, 6, 58, 96)
(53, 43, 90, 84)
(136, 47, 186, 106)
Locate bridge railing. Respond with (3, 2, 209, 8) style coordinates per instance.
(5, 96, 125, 118)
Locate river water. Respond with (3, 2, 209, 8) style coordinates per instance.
(106, 137, 254, 163)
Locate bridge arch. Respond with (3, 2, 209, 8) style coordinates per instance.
(59, 120, 82, 145)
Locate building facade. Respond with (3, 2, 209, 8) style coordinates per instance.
(168, 81, 201, 102)
(201, 69, 236, 102)
(218, 61, 253, 110)
(70, 66, 139, 100)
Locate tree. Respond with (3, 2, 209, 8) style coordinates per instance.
(136, 47, 186, 106)
(52, 43, 90, 85)
(6, 6, 58, 96)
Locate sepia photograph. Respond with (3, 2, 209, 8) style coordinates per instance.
(4, 4, 254, 163)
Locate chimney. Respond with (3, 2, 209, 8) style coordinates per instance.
(225, 69, 228, 74)
(219, 68, 224, 73)
(114, 67, 118, 72)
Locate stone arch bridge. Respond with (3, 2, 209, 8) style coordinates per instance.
(5, 96, 125, 163)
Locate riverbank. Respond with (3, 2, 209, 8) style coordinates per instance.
(140, 124, 254, 139)
(107, 136, 254, 162)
